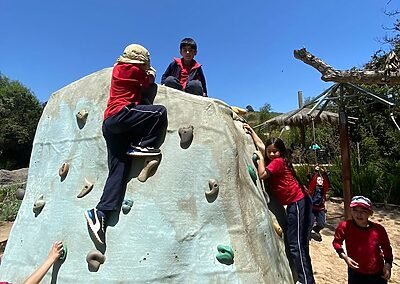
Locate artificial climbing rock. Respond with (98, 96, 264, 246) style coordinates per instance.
(0, 69, 292, 283)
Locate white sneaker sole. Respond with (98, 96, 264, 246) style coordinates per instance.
(127, 151, 161, 157)
(84, 211, 104, 244)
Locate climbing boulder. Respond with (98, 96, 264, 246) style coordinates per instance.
(0, 68, 292, 283)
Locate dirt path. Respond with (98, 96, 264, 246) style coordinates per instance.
(0, 221, 13, 261)
(310, 201, 400, 284)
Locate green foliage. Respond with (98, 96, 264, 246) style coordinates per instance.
(0, 74, 43, 169)
(0, 185, 22, 221)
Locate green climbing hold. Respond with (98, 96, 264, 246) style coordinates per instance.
(247, 165, 257, 185)
(252, 153, 259, 167)
(59, 244, 67, 261)
(216, 245, 234, 265)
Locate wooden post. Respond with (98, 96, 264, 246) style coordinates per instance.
(298, 91, 306, 147)
(338, 85, 352, 220)
(298, 91, 303, 108)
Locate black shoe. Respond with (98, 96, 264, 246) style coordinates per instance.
(126, 145, 161, 157)
(85, 208, 106, 244)
(310, 230, 322, 242)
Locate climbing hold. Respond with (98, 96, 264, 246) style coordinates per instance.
(216, 245, 234, 265)
(178, 126, 194, 149)
(59, 244, 68, 261)
(58, 162, 70, 180)
(247, 165, 257, 185)
(121, 199, 134, 214)
(137, 157, 160, 182)
(252, 153, 259, 167)
(33, 195, 45, 216)
(15, 187, 25, 200)
(77, 178, 94, 198)
(273, 222, 283, 238)
(205, 179, 219, 203)
(76, 109, 88, 121)
(76, 109, 89, 129)
(86, 250, 106, 272)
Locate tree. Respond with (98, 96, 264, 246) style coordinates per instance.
(0, 74, 43, 169)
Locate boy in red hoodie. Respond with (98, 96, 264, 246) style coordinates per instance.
(161, 38, 207, 97)
(85, 44, 168, 245)
(332, 196, 393, 284)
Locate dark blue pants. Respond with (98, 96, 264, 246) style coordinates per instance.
(286, 196, 314, 284)
(348, 268, 387, 284)
(312, 209, 326, 232)
(267, 192, 298, 282)
(163, 76, 203, 96)
(96, 104, 167, 213)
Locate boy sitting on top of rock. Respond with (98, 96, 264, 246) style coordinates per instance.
(161, 37, 207, 97)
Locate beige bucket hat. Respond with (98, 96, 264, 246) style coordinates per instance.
(117, 44, 156, 73)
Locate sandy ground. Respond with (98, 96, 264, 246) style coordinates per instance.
(310, 201, 400, 284)
(0, 201, 398, 283)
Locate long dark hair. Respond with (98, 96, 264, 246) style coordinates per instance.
(264, 137, 303, 186)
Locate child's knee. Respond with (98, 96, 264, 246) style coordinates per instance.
(164, 76, 182, 89)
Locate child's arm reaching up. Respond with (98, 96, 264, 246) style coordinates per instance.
(24, 241, 64, 284)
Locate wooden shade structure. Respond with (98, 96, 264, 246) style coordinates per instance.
(292, 48, 399, 219)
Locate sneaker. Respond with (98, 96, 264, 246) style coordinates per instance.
(126, 145, 161, 157)
(85, 208, 106, 244)
(310, 230, 322, 242)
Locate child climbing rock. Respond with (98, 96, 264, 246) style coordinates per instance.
(85, 44, 168, 244)
(243, 123, 315, 284)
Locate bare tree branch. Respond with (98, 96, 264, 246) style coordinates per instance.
(293, 48, 400, 85)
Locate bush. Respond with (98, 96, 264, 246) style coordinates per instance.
(0, 185, 22, 221)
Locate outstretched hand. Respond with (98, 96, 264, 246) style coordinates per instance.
(242, 123, 253, 135)
(48, 241, 64, 262)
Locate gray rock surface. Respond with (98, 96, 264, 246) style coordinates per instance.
(0, 168, 28, 186)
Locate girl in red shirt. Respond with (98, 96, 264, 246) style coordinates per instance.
(243, 123, 314, 284)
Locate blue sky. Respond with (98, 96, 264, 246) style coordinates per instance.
(0, 0, 397, 113)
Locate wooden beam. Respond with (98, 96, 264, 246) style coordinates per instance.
(294, 48, 400, 85)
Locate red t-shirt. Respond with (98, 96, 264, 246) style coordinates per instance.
(104, 63, 150, 120)
(333, 220, 393, 275)
(266, 157, 305, 205)
(174, 58, 201, 89)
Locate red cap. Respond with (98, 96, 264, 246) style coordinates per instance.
(350, 196, 372, 211)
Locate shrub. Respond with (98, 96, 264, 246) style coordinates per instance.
(0, 185, 22, 221)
